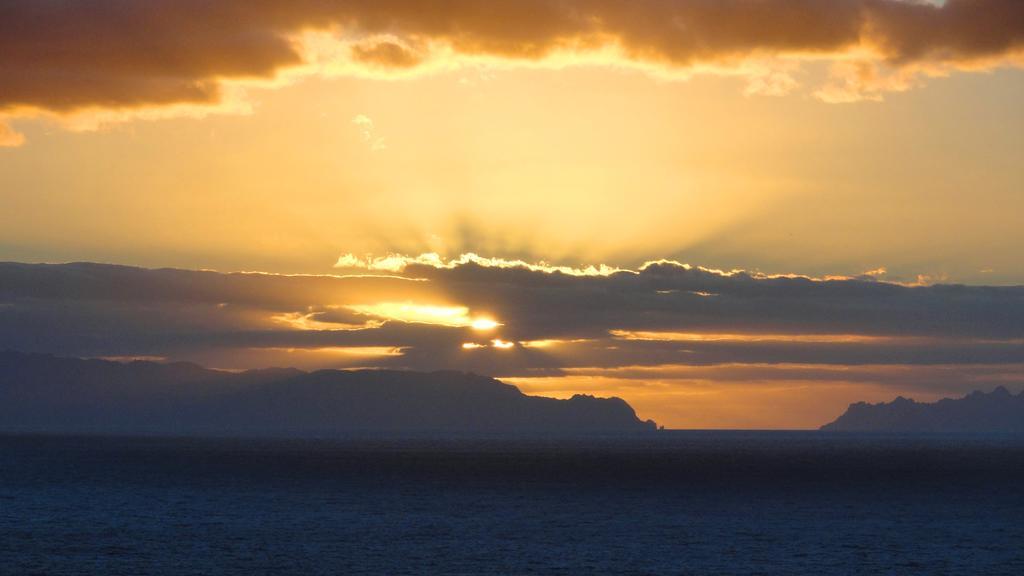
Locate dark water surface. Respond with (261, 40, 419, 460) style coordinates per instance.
(1, 432, 1023, 575)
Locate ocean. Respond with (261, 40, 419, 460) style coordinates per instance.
(1, 432, 1022, 575)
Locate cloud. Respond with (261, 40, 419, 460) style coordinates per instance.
(3, 257, 1024, 376)
(362, 254, 1024, 342)
(351, 39, 425, 69)
(352, 114, 387, 150)
(2, 1, 1023, 142)
(335, 251, 625, 276)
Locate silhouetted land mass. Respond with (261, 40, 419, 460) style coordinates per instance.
(0, 351, 655, 436)
(821, 387, 1024, 433)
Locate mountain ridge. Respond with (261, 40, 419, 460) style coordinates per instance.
(0, 351, 656, 437)
(820, 387, 1024, 433)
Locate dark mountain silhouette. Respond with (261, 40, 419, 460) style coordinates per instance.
(821, 387, 1024, 433)
(0, 351, 655, 436)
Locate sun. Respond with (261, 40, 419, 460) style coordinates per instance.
(471, 317, 501, 331)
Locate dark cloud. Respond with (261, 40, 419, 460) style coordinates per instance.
(407, 261, 1024, 341)
(866, 0, 1024, 64)
(2, 260, 1024, 385)
(1, 0, 1022, 115)
(0, 261, 432, 308)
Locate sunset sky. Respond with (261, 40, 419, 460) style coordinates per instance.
(2, 0, 1023, 428)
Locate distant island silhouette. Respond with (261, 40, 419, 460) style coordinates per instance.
(821, 387, 1024, 433)
(0, 351, 656, 437)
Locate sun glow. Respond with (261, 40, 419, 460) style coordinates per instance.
(471, 317, 501, 331)
(609, 330, 906, 344)
(461, 338, 581, 351)
(518, 339, 592, 348)
(271, 310, 380, 331)
(347, 301, 499, 329)
(269, 346, 404, 357)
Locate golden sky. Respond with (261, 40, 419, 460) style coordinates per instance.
(1, 0, 1023, 428)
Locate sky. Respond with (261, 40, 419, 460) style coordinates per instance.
(1, 0, 1023, 428)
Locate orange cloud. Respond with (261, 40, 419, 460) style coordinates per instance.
(335, 251, 626, 276)
(2, 0, 1023, 142)
(351, 39, 425, 69)
(608, 330, 906, 344)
